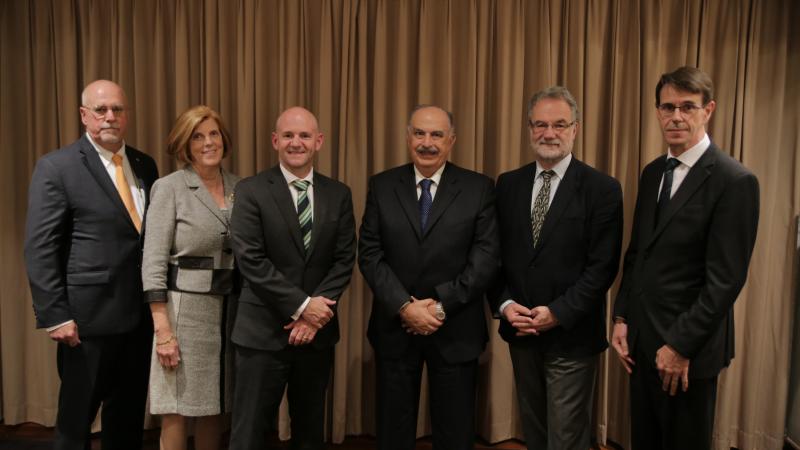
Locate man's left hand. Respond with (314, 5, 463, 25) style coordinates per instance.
(527, 306, 558, 332)
(656, 344, 690, 395)
(284, 318, 318, 346)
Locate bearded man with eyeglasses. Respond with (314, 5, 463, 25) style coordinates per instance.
(490, 86, 623, 450)
(24, 80, 158, 449)
(612, 66, 760, 449)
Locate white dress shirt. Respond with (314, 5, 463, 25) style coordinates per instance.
(414, 163, 446, 200)
(658, 133, 710, 201)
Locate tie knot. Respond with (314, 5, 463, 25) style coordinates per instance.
(540, 170, 555, 181)
(665, 158, 680, 171)
(420, 178, 433, 191)
(111, 153, 123, 167)
(293, 179, 310, 192)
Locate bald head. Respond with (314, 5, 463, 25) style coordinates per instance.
(79, 80, 129, 152)
(272, 106, 324, 178)
(81, 80, 127, 108)
(275, 107, 320, 133)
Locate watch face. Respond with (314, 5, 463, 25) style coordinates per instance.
(436, 311, 445, 320)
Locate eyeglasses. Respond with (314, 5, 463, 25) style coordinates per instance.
(529, 120, 576, 134)
(656, 103, 704, 116)
(82, 105, 128, 118)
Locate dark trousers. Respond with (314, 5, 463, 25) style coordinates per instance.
(54, 320, 152, 450)
(508, 343, 597, 450)
(375, 340, 478, 450)
(629, 348, 718, 450)
(229, 343, 333, 450)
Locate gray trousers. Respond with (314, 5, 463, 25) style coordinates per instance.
(509, 344, 597, 450)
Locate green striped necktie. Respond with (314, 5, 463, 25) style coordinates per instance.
(293, 179, 312, 252)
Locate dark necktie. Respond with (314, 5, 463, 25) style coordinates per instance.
(655, 157, 681, 225)
(531, 170, 555, 247)
(419, 178, 433, 230)
(293, 179, 312, 252)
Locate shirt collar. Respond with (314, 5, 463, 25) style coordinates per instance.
(668, 133, 710, 168)
(414, 163, 446, 186)
(535, 153, 572, 180)
(86, 132, 127, 163)
(279, 163, 314, 185)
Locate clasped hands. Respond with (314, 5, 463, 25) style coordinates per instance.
(502, 303, 559, 336)
(611, 322, 690, 396)
(400, 297, 442, 335)
(284, 296, 336, 346)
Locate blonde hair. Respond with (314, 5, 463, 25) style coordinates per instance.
(167, 105, 232, 163)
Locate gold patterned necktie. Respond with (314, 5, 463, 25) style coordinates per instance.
(111, 153, 142, 232)
(531, 170, 555, 247)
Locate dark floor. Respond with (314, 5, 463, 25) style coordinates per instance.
(0, 422, 537, 449)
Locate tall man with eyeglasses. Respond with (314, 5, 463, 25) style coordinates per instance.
(24, 80, 158, 449)
(611, 66, 759, 449)
(490, 86, 623, 450)
(359, 105, 499, 449)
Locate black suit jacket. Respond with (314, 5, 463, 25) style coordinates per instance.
(613, 143, 759, 378)
(24, 135, 158, 337)
(358, 162, 500, 364)
(491, 157, 623, 357)
(230, 165, 356, 351)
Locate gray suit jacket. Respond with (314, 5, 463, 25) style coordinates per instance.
(24, 135, 158, 336)
(142, 166, 241, 300)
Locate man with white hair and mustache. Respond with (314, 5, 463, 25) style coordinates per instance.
(491, 86, 623, 450)
(25, 80, 158, 449)
(359, 105, 499, 449)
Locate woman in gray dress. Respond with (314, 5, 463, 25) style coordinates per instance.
(142, 105, 240, 450)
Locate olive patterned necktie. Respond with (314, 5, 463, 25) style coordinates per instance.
(531, 170, 555, 247)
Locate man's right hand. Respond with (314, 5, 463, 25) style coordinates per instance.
(301, 296, 336, 328)
(400, 297, 443, 335)
(48, 322, 81, 347)
(611, 322, 635, 374)
(502, 302, 539, 336)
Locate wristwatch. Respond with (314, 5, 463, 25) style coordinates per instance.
(434, 302, 446, 321)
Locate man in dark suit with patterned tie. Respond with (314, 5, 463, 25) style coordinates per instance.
(491, 87, 623, 450)
(612, 66, 760, 449)
(24, 80, 158, 449)
(229, 107, 356, 450)
(358, 105, 499, 450)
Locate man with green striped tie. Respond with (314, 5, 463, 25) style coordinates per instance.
(229, 107, 356, 450)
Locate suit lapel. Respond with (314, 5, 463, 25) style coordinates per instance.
(183, 166, 229, 229)
(424, 163, 461, 238)
(266, 167, 306, 255)
(648, 148, 715, 247)
(307, 172, 329, 261)
(78, 138, 138, 231)
(532, 158, 580, 258)
(394, 165, 423, 240)
(515, 164, 538, 259)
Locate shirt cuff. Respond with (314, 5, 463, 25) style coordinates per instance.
(46, 320, 75, 332)
(499, 299, 515, 317)
(291, 297, 311, 321)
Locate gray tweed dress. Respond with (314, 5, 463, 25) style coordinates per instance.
(142, 166, 240, 416)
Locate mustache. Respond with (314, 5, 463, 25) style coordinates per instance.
(100, 124, 120, 130)
(415, 146, 439, 156)
(537, 139, 561, 145)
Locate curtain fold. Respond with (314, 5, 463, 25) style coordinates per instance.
(1, 1, 797, 448)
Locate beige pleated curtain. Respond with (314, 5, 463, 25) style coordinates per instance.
(1, 1, 798, 449)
